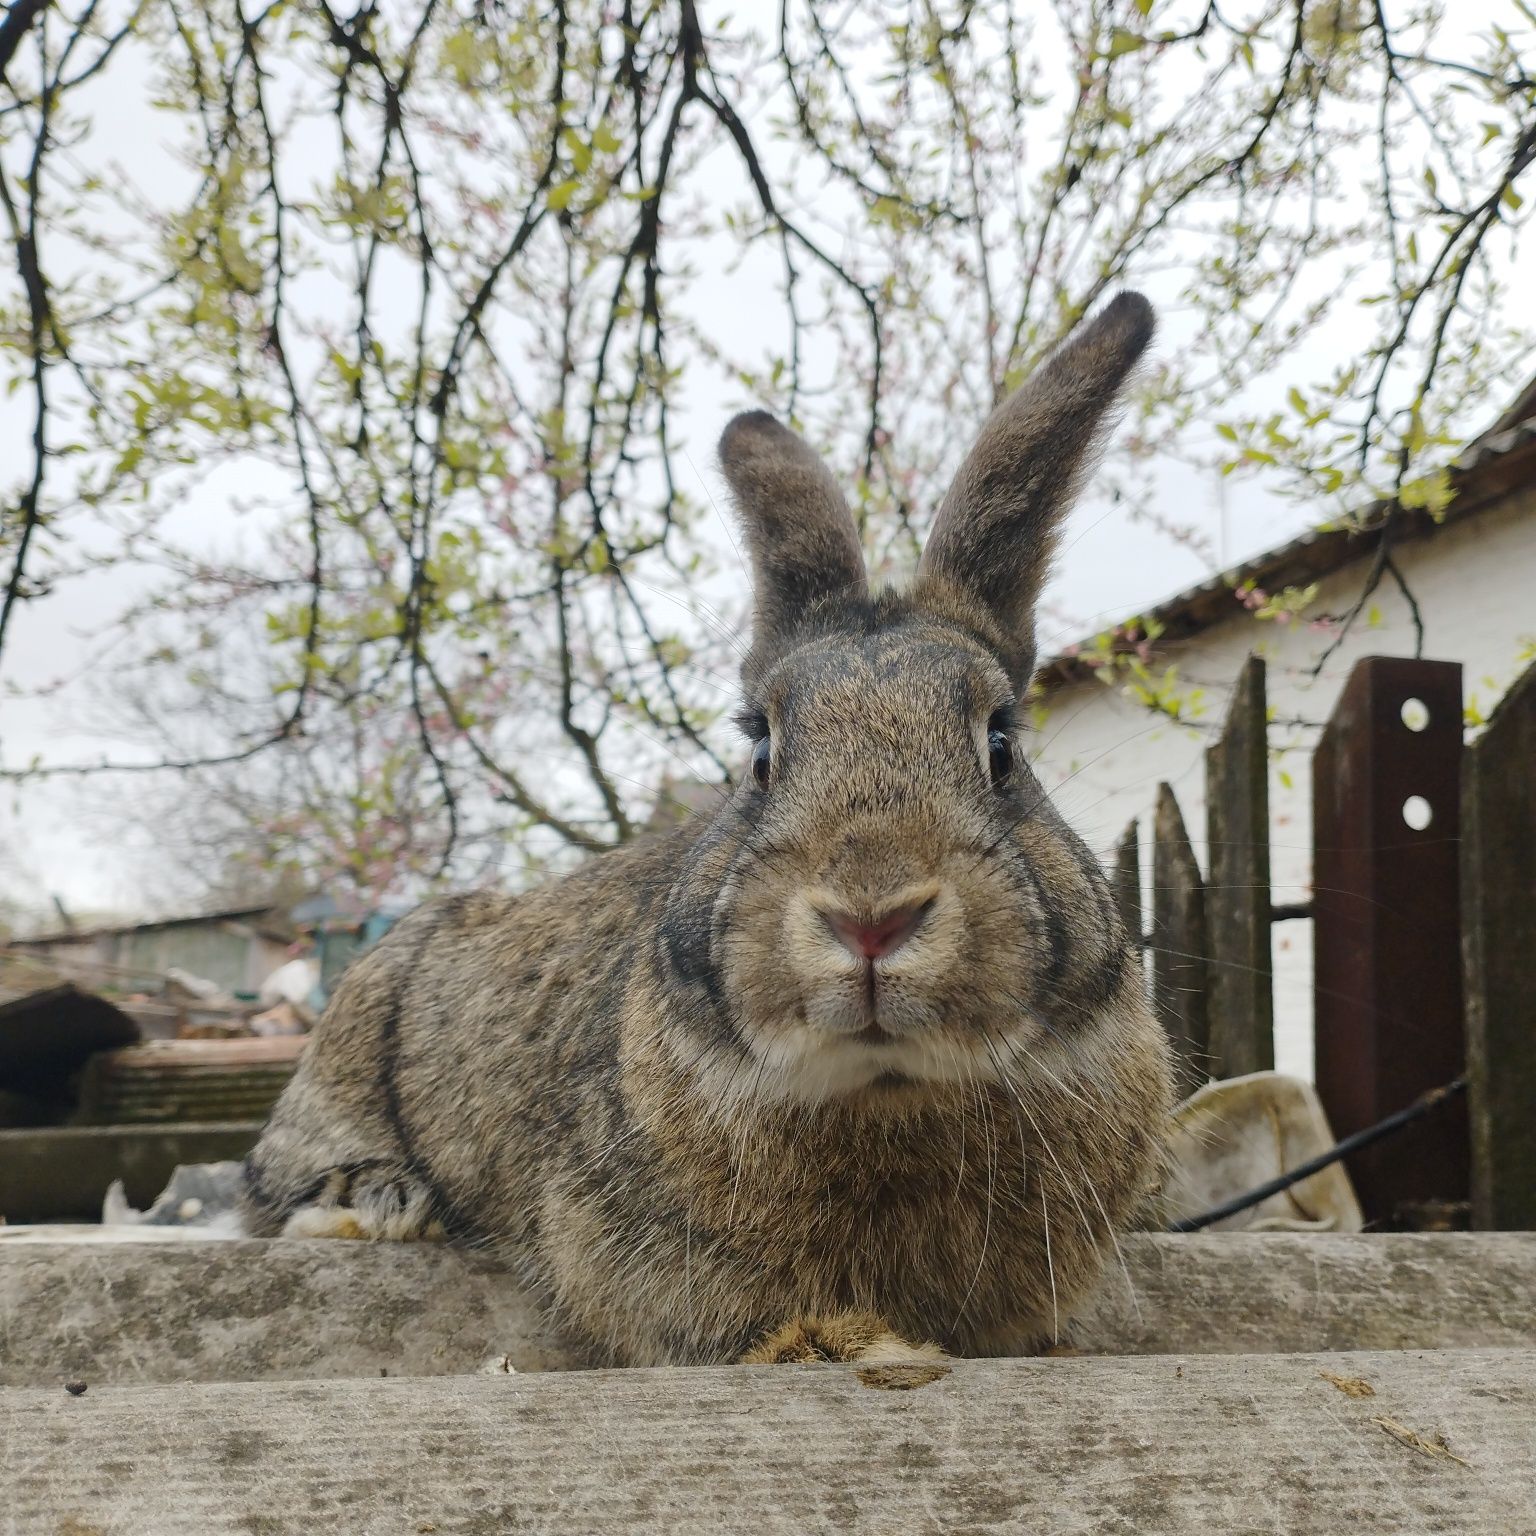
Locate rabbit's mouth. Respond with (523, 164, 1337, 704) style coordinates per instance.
(722, 1018, 1006, 1107)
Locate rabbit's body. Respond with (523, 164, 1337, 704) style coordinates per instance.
(245, 293, 1175, 1366)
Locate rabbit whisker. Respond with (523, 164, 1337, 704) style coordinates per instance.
(949, 1058, 999, 1337)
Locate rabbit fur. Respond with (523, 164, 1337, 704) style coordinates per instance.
(243, 291, 1174, 1367)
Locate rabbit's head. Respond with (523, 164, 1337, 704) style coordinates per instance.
(660, 293, 1157, 1111)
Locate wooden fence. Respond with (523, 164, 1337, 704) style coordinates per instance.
(1114, 651, 1536, 1232)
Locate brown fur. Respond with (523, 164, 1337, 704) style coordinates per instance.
(243, 292, 1174, 1367)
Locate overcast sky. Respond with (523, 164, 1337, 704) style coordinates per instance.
(1, 1, 1524, 919)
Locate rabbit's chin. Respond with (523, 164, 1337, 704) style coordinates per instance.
(700, 1018, 1037, 1112)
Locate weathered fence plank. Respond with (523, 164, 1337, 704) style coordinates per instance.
(1203, 654, 1273, 1078)
(1111, 818, 1142, 952)
(7, 1348, 1532, 1535)
(1462, 655, 1536, 1231)
(1150, 784, 1211, 1098)
(1312, 656, 1468, 1226)
(4, 1233, 1533, 1387)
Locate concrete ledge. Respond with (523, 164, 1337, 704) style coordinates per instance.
(0, 1236, 575, 1386)
(0, 1122, 262, 1221)
(1074, 1230, 1536, 1355)
(4, 1232, 1533, 1386)
(7, 1348, 1532, 1534)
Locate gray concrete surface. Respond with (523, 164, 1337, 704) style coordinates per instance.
(3, 1232, 1533, 1386)
(6, 1347, 1530, 1534)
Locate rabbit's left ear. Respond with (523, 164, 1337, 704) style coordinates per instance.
(916, 292, 1154, 688)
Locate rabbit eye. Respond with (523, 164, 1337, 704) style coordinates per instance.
(986, 714, 1013, 787)
(750, 733, 772, 787)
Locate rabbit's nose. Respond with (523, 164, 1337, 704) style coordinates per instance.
(822, 899, 934, 961)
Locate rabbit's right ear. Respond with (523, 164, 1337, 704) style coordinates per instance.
(916, 292, 1155, 689)
(719, 412, 868, 672)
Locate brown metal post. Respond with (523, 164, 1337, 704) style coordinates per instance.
(1312, 655, 1467, 1227)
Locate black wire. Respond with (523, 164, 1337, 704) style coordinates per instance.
(1167, 1076, 1468, 1233)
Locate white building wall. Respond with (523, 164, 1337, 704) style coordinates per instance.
(1029, 484, 1536, 1079)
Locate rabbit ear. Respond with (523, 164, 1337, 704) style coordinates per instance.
(718, 411, 868, 665)
(916, 292, 1155, 687)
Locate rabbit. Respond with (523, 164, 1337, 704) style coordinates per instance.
(242, 291, 1174, 1368)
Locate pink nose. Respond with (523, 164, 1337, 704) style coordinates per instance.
(823, 901, 932, 962)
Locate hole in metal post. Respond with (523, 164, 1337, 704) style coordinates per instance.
(1402, 795, 1433, 831)
(1400, 698, 1430, 732)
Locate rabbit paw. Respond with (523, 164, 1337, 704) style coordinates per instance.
(280, 1167, 445, 1243)
(741, 1309, 947, 1367)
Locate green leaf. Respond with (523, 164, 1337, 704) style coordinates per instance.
(546, 180, 580, 211)
(1399, 467, 1455, 519)
(592, 122, 622, 154)
(1107, 28, 1145, 58)
(561, 129, 592, 174)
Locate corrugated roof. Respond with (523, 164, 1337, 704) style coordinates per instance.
(13, 904, 293, 947)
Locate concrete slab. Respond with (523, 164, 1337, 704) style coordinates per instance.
(6, 1348, 1531, 1534)
(3, 1232, 1533, 1386)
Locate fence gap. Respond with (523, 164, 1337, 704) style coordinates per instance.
(1312, 655, 1467, 1227)
(1151, 783, 1210, 1100)
(1204, 654, 1273, 1078)
(1461, 656, 1536, 1231)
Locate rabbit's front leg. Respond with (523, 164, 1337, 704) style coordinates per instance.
(741, 1310, 948, 1369)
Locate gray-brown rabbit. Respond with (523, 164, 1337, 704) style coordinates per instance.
(243, 291, 1174, 1368)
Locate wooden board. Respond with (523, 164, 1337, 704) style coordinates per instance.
(1204, 654, 1274, 1078)
(75, 1036, 306, 1125)
(6, 1348, 1532, 1534)
(1111, 818, 1143, 947)
(4, 1232, 1533, 1387)
(1150, 783, 1210, 1099)
(1462, 655, 1536, 1230)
